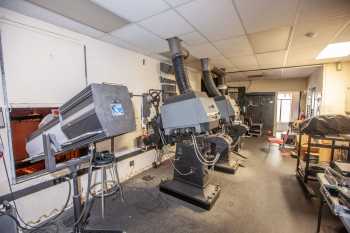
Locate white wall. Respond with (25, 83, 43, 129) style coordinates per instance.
(307, 67, 324, 95)
(0, 8, 201, 224)
(227, 78, 307, 93)
(321, 62, 350, 115)
(305, 67, 324, 116)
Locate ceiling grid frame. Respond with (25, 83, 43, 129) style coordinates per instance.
(168, 0, 239, 70)
(231, 0, 261, 71)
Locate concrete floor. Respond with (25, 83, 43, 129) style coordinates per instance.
(56, 137, 345, 233)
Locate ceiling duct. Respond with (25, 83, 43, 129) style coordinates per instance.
(200, 58, 222, 97)
(211, 67, 228, 95)
(167, 37, 192, 94)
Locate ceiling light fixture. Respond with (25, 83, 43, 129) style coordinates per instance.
(316, 41, 350, 60)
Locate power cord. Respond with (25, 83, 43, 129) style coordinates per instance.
(0, 135, 71, 233)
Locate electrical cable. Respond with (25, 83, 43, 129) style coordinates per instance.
(168, 155, 193, 176)
(0, 135, 71, 233)
(158, 128, 167, 146)
(73, 153, 95, 227)
(191, 135, 220, 166)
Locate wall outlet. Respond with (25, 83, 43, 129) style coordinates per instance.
(129, 160, 135, 167)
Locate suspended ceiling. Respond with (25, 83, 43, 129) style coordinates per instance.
(1, 0, 350, 75)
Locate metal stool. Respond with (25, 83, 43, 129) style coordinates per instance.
(87, 151, 124, 218)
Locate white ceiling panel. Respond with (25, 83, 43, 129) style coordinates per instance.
(263, 69, 283, 79)
(248, 26, 291, 54)
(291, 16, 349, 50)
(286, 45, 326, 66)
(111, 24, 168, 53)
(225, 66, 238, 73)
(28, 0, 129, 32)
(299, 0, 350, 22)
(256, 51, 286, 69)
(230, 55, 259, 70)
(226, 72, 245, 81)
(164, 0, 193, 7)
(176, 0, 244, 41)
(139, 10, 194, 39)
(210, 56, 233, 69)
(180, 31, 208, 46)
(213, 35, 254, 58)
(283, 66, 320, 79)
(234, 0, 298, 33)
(335, 23, 350, 43)
(90, 0, 170, 22)
(1, 0, 106, 38)
(185, 43, 221, 58)
(243, 70, 263, 77)
(99, 34, 146, 53)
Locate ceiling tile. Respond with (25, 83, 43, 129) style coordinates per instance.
(185, 43, 221, 58)
(139, 10, 194, 39)
(226, 72, 245, 81)
(99, 34, 146, 53)
(210, 56, 233, 69)
(334, 23, 350, 43)
(28, 0, 129, 32)
(90, 0, 170, 22)
(225, 66, 239, 73)
(248, 26, 291, 53)
(243, 70, 263, 77)
(291, 15, 349, 50)
(180, 31, 208, 46)
(111, 24, 168, 53)
(263, 69, 283, 79)
(164, 0, 193, 7)
(0, 0, 106, 38)
(213, 35, 254, 58)
(176, 0, 244, 41)
(230, 55, 259, 70)
(256, 51, 286, 69)
(234, 0, 298, 33)
(286, 45, 326, 66)
(283, 66, 320, 79)
(299, 0, 350, 22)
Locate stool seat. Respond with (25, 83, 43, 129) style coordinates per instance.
(92, 152, 115, 166)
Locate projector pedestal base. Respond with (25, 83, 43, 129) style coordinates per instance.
(159, 179, 221, 210)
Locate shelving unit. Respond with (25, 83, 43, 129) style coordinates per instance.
(249, 123, 263, 137)
(296, 133, 350, 197)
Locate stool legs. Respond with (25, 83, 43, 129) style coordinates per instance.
(113, 161, 124, 202)
(88, 157, 124, 219)
(101, 167, 106, 218)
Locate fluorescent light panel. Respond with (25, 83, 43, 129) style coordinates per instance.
(317, 41, 350, 59)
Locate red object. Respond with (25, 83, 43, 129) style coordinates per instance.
(267, 137, 284, 145)
(267, 130, 290, 146)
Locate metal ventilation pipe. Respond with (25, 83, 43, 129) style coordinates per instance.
(167, 37, 192, 94)
(212, 67, 228, 95)
(200, 58, 221, 97)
